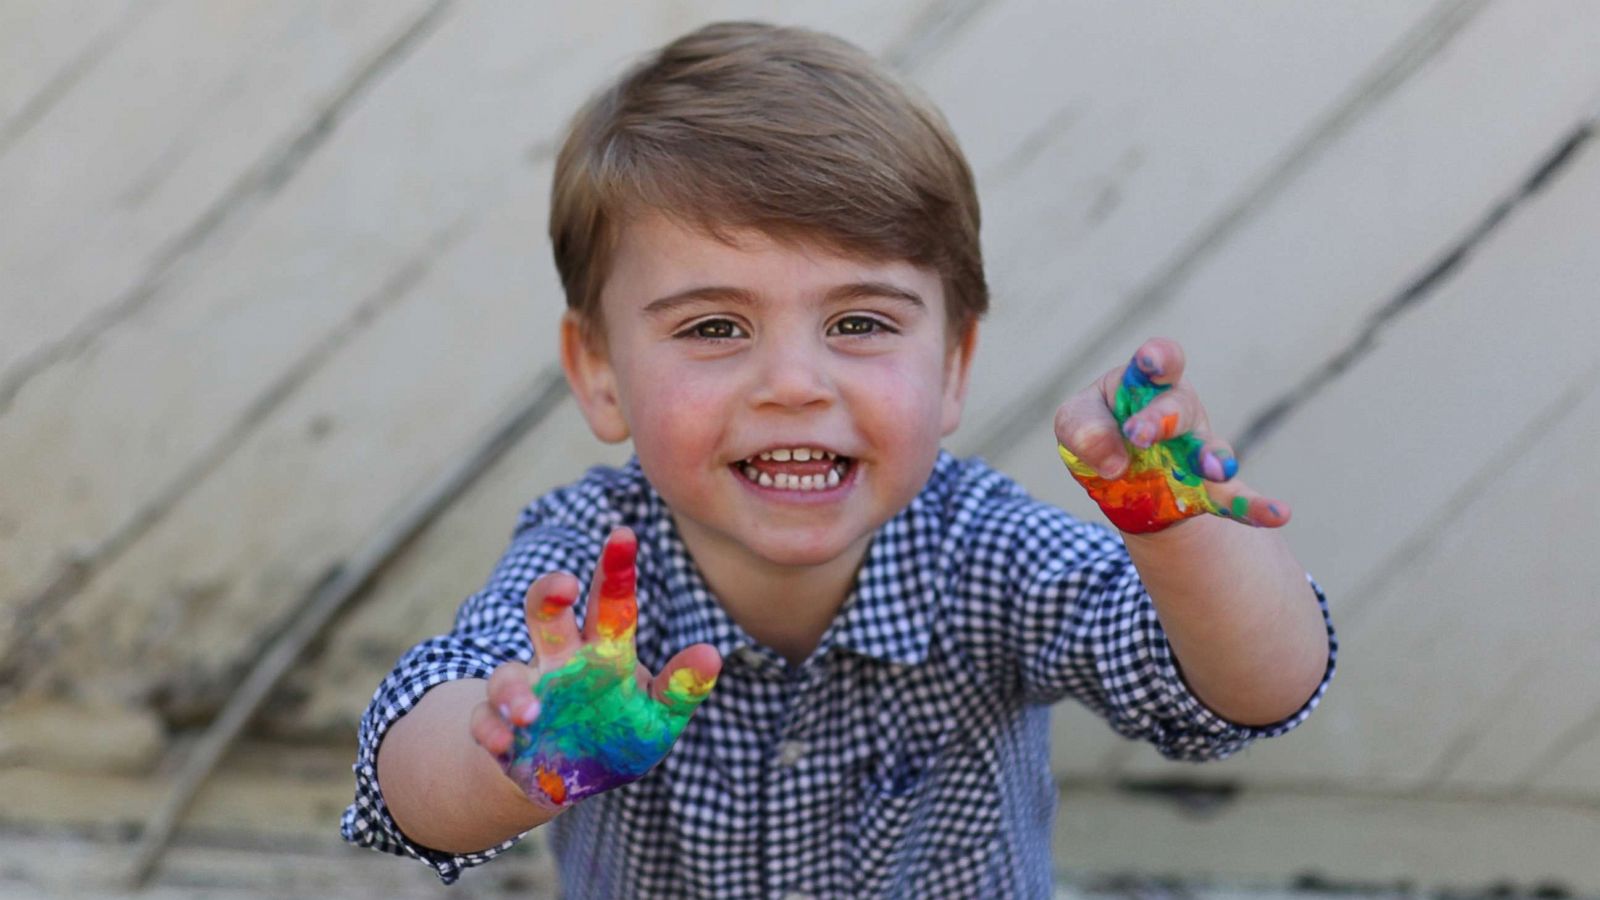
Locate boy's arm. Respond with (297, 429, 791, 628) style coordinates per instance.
(1122, 516, 1329, 726)
(377, 678, 555, 853)
(1054, 337, 1332, 727)
(345, 526, 718, 883)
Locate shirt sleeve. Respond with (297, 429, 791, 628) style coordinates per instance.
(1008, 505, 1338, 762)
(340, 519, 600, 884)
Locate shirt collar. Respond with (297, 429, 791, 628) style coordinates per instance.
(630, 452, 956, 670)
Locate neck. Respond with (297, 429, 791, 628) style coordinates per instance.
(671, 514, 871, 666)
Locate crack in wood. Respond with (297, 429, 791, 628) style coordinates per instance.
(1233, 119, 1595, 460)
(883, 0, 1002, 74)
(0, 3, 154, 161)
(0, 0, 456, 418)
(1335, 362, 1599, 630)
(967, 0, 1489, 463)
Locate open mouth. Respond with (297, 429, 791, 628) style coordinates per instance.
(730, 446, 855, 492)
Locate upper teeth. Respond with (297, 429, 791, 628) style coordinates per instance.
(756, 447, 835, 462)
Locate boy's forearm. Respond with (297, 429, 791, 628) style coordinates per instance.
(1122, 516, 1329, 727)
(376, 678, 557, 853)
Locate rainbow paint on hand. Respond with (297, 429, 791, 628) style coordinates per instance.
(503, 538, 717, 810)
(1059, 357, 1246, 533)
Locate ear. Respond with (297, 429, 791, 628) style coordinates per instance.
(560, 311, 630, 443)
(940, 321, 978, 437)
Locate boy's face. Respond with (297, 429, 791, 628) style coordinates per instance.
(562, 211, 975, 573)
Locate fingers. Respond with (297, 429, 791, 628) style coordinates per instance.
(650, 643, 722, 717)
(469, 700, 514, 758)
(1056, 386, 1129, 479)
(1119, 380, 1212, 450)
(583, 527, 639, 645)
(1127, 337, 1186, 388)
(1205, 479, 1292, 528)
(524, 571, 583, 672)
(487, 661, 543, 727)
(1188, 436, 1240, 484)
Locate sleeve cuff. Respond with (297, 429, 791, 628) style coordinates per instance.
(339, 626, 531, 883)
(1141, 572, 1338, 761)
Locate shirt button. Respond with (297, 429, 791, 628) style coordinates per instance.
(775, 739, 808, 769)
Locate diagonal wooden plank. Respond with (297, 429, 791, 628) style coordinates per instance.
(0, 0, 444, 402)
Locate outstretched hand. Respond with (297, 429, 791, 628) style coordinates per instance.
(1055, 337, 1290, 534)
(469, 527, 721, 812)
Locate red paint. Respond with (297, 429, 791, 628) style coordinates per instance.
(536, 766, 567, 805)
(537, 590, 577, 620)
(601, 536, 636, 600)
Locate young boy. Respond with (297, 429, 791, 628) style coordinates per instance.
(343, 21, 1335, 898)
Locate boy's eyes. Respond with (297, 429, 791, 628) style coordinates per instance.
(674, 315, 895, 342)
(683, 318, 746, 340)
(830, 315, 890, 336)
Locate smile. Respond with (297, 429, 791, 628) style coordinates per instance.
(731, 446, 855, 492)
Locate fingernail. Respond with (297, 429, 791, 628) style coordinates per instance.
(1268, 503, 1282, 518)
(1201, 451, 1225, 481)
(1138, 353, 1162, 376)
(498, 703, 513, 721)
(1122, 419, 1154, 448)
(515, 698, 541, 725)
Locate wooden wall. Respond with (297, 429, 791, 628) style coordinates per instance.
(2, 0, 1597, 891)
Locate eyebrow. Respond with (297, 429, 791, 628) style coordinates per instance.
(641, 281, 925, 317)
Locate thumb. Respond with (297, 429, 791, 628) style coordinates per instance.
(650, 643, 721, 717)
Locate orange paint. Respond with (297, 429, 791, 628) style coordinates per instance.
(1159, 412, 1179, 440)
(536, 766, 568, 805)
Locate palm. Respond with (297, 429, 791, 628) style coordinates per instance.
(1059, 354, 1264, 533)
(502, 531, 716, 809)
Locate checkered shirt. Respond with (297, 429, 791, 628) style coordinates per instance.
(342, 451, 1336, 897)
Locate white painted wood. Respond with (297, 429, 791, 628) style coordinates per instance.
(0, 1, 140, 134)
(1112, 137, 1600, 793)
(932, 0, 1441, 456)
(0, 0, 438, 610)
(0, 0, 436, 377)
(992, 0, 1600, 524)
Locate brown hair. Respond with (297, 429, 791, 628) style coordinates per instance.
(549, 21, 986, 348)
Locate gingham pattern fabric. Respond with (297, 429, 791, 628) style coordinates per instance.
(342, 451, 1336, 897)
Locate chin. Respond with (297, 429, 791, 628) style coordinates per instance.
(745, 530, 856, 569)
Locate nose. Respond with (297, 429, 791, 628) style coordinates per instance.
(748, 330, 834, 410)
